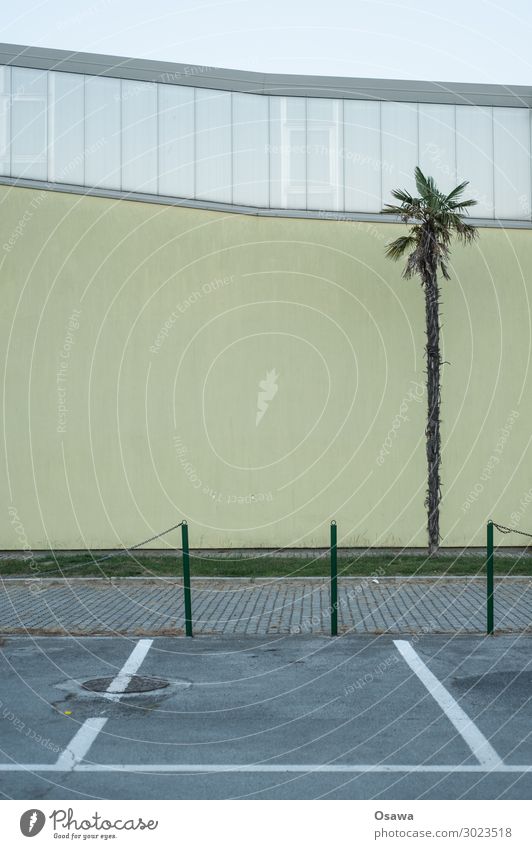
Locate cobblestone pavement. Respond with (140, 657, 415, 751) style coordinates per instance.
(0, 576, 531, 635)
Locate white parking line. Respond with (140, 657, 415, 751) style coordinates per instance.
(0, 762, 531, 774)
(55, 638, 153, 770)
(104, 639, 153, 702)
(71, 763, 532, 773)
(55, 718, 108, 771)
(394, 640, 503, 769)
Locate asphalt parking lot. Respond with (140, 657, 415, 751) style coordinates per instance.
(0, 633, 531, 800)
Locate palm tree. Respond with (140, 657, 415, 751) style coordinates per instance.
(384, 167, 477, 554)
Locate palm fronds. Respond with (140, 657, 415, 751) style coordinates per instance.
(384, 234, 416, 261)
(383, 168, 478, 276)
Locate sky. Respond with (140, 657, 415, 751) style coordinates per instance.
(1, 0, 531, 85)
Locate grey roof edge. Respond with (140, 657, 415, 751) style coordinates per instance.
(1, 176, 531, 230)
(0, 42, 531, 107)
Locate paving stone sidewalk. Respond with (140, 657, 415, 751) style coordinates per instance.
(0, 576, 531, 635)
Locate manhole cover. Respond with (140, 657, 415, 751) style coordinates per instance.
(82, 675, 169, 694)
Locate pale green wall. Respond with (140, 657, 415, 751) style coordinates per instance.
(1, 185, 531, 549)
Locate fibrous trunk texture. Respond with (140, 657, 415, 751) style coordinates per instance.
(423, 228, 441, 555)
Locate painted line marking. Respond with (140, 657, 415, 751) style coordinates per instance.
(55, 717, 108, 771)
(394, 640, 503, 769)
(0, 762, 531, 774)
(71, 763, 532, 774)
(55, 638, 153, 770)
(104, 638, 153, 701)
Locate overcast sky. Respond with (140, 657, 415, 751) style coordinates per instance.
(1, 0, 531, 85)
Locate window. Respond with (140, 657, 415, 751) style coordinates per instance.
(48, 71, 84, 184)
(381, 102, 418, 206)
(419, 104, 456, 193)
(11, 67, 47, 180)
(493, 107, 531, 220)
(122, 80, 158, 193)
(159, 83, 194, 198)
(344, 100, 381, 212)
(233, 92, 269, 207)
(307, 98, 342, 212)
(195, 88, 231, 203)
(456, 106, 494, 218)
(270, 97, 306, 209)
(85, 75, 121, 190)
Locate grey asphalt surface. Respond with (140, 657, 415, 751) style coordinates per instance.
(1, 633, 532, 799)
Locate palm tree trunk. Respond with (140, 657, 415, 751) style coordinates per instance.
(423, 257, 441, 555)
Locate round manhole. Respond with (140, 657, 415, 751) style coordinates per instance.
(82, 675, 169, 694)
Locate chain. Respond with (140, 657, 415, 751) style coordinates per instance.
(33, 521, 186, 577)
(492, 521, 532, 540)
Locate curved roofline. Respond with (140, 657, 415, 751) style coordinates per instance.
(0, 41, 531, 108)
(1, 176, 530, 230)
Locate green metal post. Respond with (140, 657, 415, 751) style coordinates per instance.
(330, 521, 338, 637)
(181, 521, 193, 637)
(487, 520, 494, 635)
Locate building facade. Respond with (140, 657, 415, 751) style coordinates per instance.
(1, 43, 531, 548)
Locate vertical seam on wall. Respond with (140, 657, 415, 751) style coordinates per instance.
(341, 98, 346, 213)
(190, 88, 197, 200)
(44, 71, 53, 182)
(267, 95, 271, 209)
(82, 74, 86, 187)
(379, 101, 383, 210)
(193, 87, 197, 200)
(156, 82, 160, 197)
(340, 98, 345, 213)
(491, 105, 496, 220)
(45, 69, 49, 182)
(529, 107, 532, 221)
(453, 104, 457, 186)
(304, 96, 308, 210)
(306, 97, 309, 210)
(7, 66, 11, 178)
(230, 90, 234, 205)
(416, 101, 420, 175)
(119, 77, 123, 192)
